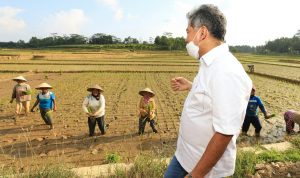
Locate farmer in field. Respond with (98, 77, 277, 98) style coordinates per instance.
(138, 88, 158, 135)
(241, 86, 273, 137)
(31, 83, 56, 129)
(164, 4, 252, 178)
(284, 110, 300, 134)
(82, 85, 106, 136)
(10, 76, 32, 117)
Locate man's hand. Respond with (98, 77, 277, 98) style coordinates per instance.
(265, 113, 275, 119)
(140, 109, 148, 115)
(171, 77, 192, 91)
(150, 111, 154, 116)
(53, 107, 57, 112)
(30, 108, 35, 112)
(87, 113, 93, 117)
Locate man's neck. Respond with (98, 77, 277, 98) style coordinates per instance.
(199, 39, 223, 57)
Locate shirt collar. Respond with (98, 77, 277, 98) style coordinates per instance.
(41, 91, 50, 96)
(200, 43, 229, 66)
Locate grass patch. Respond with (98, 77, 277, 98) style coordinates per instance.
(232, 151, 257, 178)
(290, 137, 300, 149)
(0, 167, 14, 178)
(24, 165, 78, 178)
(0, 164, 77, 178)
(126, 154, 168, 178)
(256, 148, 300, 165)
(105, 152, 122, 164)
(104, 153, 168, 178)
(257, 150, 285, 162)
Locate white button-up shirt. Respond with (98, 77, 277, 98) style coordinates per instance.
(175, 43, 252, 178)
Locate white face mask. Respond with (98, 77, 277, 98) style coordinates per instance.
(186, 29, 201, 59)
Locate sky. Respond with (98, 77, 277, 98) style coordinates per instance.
(0, 0, 299, 46)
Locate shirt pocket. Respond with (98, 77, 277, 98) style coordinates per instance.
(189, 88, 209, 112)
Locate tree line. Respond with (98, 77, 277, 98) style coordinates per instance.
(0, 32, 185, 50)
(0, 30, 299, 54)
(0, 33, 139, 48)
(230, 30, 300, 54)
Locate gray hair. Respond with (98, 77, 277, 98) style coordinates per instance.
(187, 4, 227, 41)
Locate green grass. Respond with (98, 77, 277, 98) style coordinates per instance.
(232, 151, 258, 178)
(102, 154, 168, 178)
(0, 165, 78, 178)
(126, 154, 168, 178)
(24, 165, 78, 178)
(105, 152, 122, 164)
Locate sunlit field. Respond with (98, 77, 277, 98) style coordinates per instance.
(1, 49, 300, 175)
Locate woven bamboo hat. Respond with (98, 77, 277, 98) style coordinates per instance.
(35, 83, 53, 89)
(87, 84, 104, 92)
(12, 76, 27, 82)
(139, 88, 155, 97)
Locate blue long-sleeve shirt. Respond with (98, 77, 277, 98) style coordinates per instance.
(246, 95, 267, 117)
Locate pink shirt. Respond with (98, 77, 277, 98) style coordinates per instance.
(12, 83, 31, 102)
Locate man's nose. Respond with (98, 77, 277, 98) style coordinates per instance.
(185, 38, 189, 44)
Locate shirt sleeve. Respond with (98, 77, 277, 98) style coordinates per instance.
(82, 97, 89, 113)
(211, 72, 250, 135)
(50, 93, 56, 100)
(256, 97, 267, 115)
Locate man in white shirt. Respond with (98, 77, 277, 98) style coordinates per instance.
(164, 4, 252, 178)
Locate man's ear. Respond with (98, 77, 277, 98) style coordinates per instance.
(194, 26, 208, 43)
(201, 26, 208, 40)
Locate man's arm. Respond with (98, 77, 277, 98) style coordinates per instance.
(257, 98, 268, 117)
(10, 86, 16, 103)
(31, 99, 40, 112)
(188, 132, 233, 178)
(52, 99, 57, 111)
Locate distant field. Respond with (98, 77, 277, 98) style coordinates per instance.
(0, 49, 299, 170)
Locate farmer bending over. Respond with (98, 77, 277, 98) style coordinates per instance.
(284, 110, 300, 134)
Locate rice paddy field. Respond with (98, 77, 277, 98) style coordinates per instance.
(0, 49, 300, 171)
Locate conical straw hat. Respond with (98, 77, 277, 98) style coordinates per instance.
(139, 88, 155, 97)
(12, 76, 27, 82)
(35, 83, 53, 89)
(87, 84, 104, 92)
